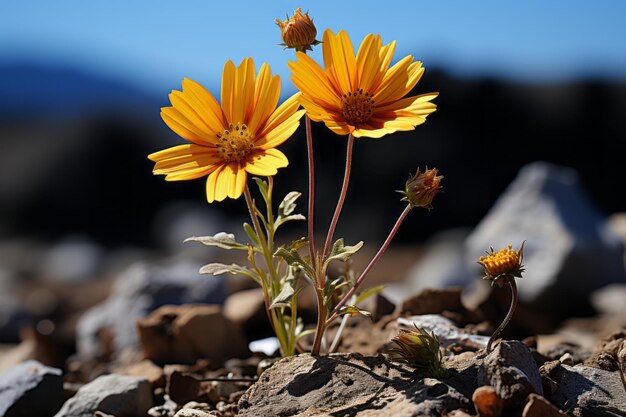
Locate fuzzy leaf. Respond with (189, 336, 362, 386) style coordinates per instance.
(338, 305, 373, 319)
(243, 222, 261, 247)
(274, 247, 314, 278)
(270, 281, 296, 309)
(253, 177, 269, 202)
(356, 285, 385, 305)
(199, 263, 251, 276)
(185, 233, 247, 250)
(326, 239, 364, 263)
(278, 191, 301, 217)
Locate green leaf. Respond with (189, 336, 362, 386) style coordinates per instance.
(325, 239, 364, 264)
(270, 280, 296, 309)
(296, 328, 316, 341)
(338, 305, 373, 319)
(243, 222, 261, 247)
(355, 285, 385, 305)
(278, 191, 301, 217)
(185, 232, 247, 250)
(274, 247, 314, 278)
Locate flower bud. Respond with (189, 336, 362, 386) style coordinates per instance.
(390, 326, 447, 378)
(399, 167, 443, 210)
(275, 8, 320, 52)
(478, 242, 525, 287)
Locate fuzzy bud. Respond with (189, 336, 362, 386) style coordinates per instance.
(399, 167, 443, 210)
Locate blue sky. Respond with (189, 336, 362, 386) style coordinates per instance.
(1, 0, 625, 97)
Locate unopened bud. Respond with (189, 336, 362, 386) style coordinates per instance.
(399, 167, 443, 210)
(275, 8, 320, 53)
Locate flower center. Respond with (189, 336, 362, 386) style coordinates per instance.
(216, 123, 254, 162)
(479, 245, 520, 277)
(341, 89, 374, 126)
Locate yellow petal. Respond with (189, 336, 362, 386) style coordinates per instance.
(369, 40, 396, 92)
(258, 92, 302, 139)
(374, 92, 438, 113)
(206, 165, 225, 203)
(164, 165, 218, 181)
(323, 29, 357, 93)
(356, 34, 383, 92)
(169, 91, 219, 138)
(214, 162, 245, 200)
(182, 78, 227, 132)
(161, 107, 214, 145)
(372, 55, 414, 105)
(148, 144, 206, 161)
(232, 58, 256, 124)
(248, 63, 281, 134)
(289, 52, 341, 105)
(221, 60, 236, 123)
(375, 62, 425, 106)
(244, 149, 288, 176)
(256, 109, 305, 150)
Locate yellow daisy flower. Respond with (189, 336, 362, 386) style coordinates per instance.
(149, 58, 305, 203)
(288, 29, 438, 138)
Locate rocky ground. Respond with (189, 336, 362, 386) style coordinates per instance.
(1, 163, 626, 416)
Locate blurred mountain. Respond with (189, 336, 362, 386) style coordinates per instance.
(0, 61, 625, 247)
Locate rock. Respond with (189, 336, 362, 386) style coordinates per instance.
(522, 393, 568, 417)
(223, 288, 269, 340)
(546, 364, 626, 416)
(398, 315, 489, 350)
(0, 360, 64, 417)
(399, 288, 482, 325)
(466, 162, 626, 319)
(114, 359, 165, 388)
(583, 330, 625, 371)
(54, 374, 153, 417)
(137, 304, 249, 366)
(238, 353, 470, 417)
(479, 341, 543, 407)
(591, 284, 626, 315)
(40, 235, 104, 283)
(472, 385, 503, 417)
(174, 409, 217, 417)
(76, 260, 226, 360)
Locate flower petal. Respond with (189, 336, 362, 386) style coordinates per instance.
(221, 60, 236, 123)
(257, 92, 302, 139)
(232, 58, 256, 124)
(256, 109, 304, 150)
(206, 164, 225, 203)
(289, 52, 341, 105)
(181, 78, 227, 132)
(372, 56, 415, 105)
(323, 29, 357, 93)
(161, 107, 214, 145)
(356, 34, 383, 92)
(244, 149, 288, 176)
(247, 63, 281, 134)
(214, 162, 246, 200)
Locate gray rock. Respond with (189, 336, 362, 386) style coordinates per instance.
(76, 259, 226, 360)
(466, 162, 626, 316)
(398, 315, 489, 349)
(479, 341, 543, 407)
(547, 364, 626, 417)
(0, 360, 64, 417)
(238, 353, 470, 417)
(40, 235, 104, 283)
(591, 284, 626, 314)
(54, 374, 153, 417)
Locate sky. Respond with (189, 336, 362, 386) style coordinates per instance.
(1, 0, 625, 97)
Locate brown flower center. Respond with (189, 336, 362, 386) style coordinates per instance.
(216, 123, 254, 162)
(341, 89, 374, 126)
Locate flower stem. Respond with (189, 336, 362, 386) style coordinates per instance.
(487, 278, 518, 353)
(305, 116, 317, 266)
(322, 133, 355, 257)
(311, 288, 327, 355)
(327, 204, 413, 325)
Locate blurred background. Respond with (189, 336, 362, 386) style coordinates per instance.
(1, 0, 625, 366)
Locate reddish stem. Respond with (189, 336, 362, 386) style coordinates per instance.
(327, 204, 413, 325)
(305, 116, 316, 266)
(487, 278, 518, 353)
(323, 133, 355, 256)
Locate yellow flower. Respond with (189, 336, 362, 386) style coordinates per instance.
(275, 7, 320, 52)
(288, 29, 438, 138)
(149, 58, 305, 203)
(478, 243, 525, 286)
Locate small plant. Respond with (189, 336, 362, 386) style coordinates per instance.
(478, 242, 525, 352)
(390, 325, 448, 379)
(148, 7, 442, 357)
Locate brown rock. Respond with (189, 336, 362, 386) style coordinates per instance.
(399, 288, 481, 325)
(522, 394, 568, 417)
(136, 304, 249, 366)
(222, 288, 268, 339)
(115, 359, 165, 388)
(472, 386, 503, 417)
